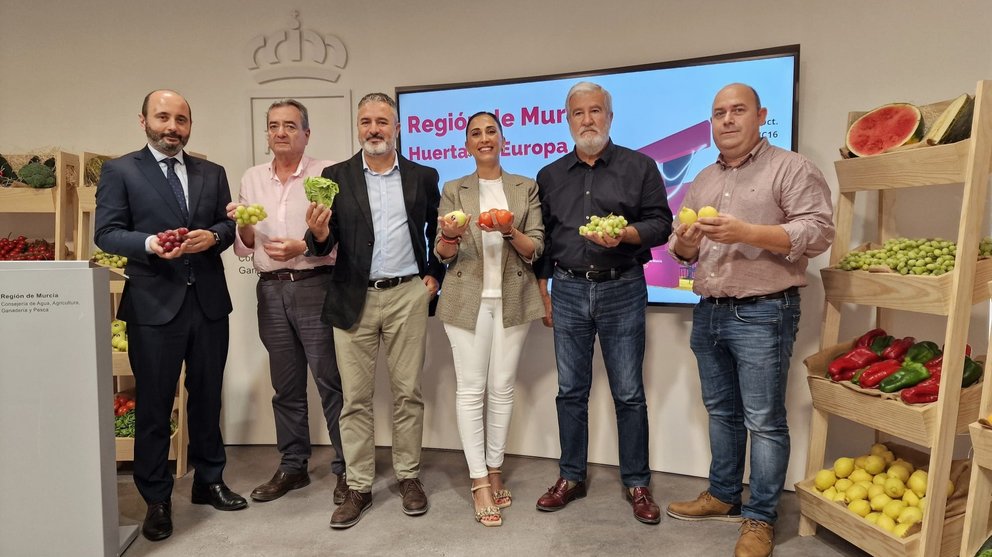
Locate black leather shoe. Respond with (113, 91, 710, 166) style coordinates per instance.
(251, 470, 311, 502)
(142, 501, 172, 541)
(191, 483, 248, 511)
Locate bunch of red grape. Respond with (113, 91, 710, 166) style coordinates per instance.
(0, 235, 55, 260)
(156, 227, 189, 253)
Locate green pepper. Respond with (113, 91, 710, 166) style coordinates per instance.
(904, 341, 941, 364)
(879, 361, 931, 393)
(869, 335, 895, 355)
(963, 356, 983, 388)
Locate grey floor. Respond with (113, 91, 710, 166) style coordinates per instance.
(117, 446, 868, 557)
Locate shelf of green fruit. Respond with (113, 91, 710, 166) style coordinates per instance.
(822, 240, 992, 315)
(795, 442, 970, 556)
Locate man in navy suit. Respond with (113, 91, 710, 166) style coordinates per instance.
(305, 92, 445, 529)
(95, 89, 245, 542)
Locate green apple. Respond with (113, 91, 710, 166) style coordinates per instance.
(445, 210, 468, 227)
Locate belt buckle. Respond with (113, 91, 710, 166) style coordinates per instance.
(372, 278, 388, 290)
(276, 271, 294, 282)
(584, 271, 596, 281)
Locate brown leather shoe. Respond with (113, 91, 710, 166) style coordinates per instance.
(626, 486, 661, 524)
(667, 490, 742, 522)
(536, 477, 586, 511)
(398, 478, 429, 516)
(333, 472, 348, 506)
(330, 489, 372, 529)
(250, 470, 311, 502)
(735, 518, 774, 557)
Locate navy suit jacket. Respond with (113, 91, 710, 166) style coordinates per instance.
(306, 151, 445, 330)
(94, 146, 235, 326)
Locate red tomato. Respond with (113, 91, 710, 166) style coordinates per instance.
(477, 212, 494, 228)
(494, 209, 513, 227)
(125, 400, 136, 411)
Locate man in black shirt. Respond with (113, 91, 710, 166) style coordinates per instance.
(533, 82, 672, 524)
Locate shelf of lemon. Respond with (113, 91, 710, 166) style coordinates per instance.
(810, 442, 952, 539)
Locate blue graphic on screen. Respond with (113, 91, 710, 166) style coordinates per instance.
(397, 49, 797, 305)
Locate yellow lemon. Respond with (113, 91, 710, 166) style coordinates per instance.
(946, 480, 955, 498)
(897, 506, 923, 525)
(884, 477, 906, 498)
(893, 523, 912, 538)
(677, 207, 698, 226)
(833, 490, 848, 503)
(849, 469, 873, 484)
(877, 514, 896, 532)
(845, 484, 869, 502)
(854, 455, 869, 470)
(865, 511, 881, 524)
(887, 463, 911, 483)
(883, 499, 907, 520)
(814, 469, 837, 491)
(902, 490, 920, 508)
(907, 470, 928, 497)
(870, 493, 892, 512)
(881, 450, 896, 465)
(867, 484, 886, 500)
(822, 486, 838, 500)
(697, 205, 719, 219)
(872, 473, 889, 486)
(835, 478, 853, 493)
(870, 443, 889, 456)
(848, 499, 872, 517)
(834, 457, 856, 479)
(864, 455, 886, 475)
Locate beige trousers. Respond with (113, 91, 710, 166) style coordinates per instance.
(333, 278, 429, 492)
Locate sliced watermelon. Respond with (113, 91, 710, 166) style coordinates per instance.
(846, 103, 924, 157)
(923, 93, 973, 145)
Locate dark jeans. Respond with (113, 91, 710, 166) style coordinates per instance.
(690, 291, 801, 524)
(551, 267, 650, 487)
(257, 273, 345, 475)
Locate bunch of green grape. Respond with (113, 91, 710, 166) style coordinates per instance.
(92, 249, 127, 268)
(579, 214, 628, 237)
(235, 203, 268, 226)
(837, 238, 957, 276)
(979, 236, 992, 257)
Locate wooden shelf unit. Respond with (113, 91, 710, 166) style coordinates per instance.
(73, 152, 113, 262)
(798, 80, 992, 557)
(0, 151, 78, 259)
(960, 282, 992, 555)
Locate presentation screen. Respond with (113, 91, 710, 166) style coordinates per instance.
(396, 45, 799, 305)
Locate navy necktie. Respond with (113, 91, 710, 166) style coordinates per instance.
(163, 157, 189, 222)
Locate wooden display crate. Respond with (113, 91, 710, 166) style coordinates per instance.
(821, 249, 992, 315)
(835, 139, 970, 192)
(795, 479, 964, 557)
(0, 151, 78, 259)
(804, 340, 983, 447)
(970, 422, 992, 469)
(74, 152, 113, 261)
(115, 410, 181, 461)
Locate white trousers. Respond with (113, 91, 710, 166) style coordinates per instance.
(443, 297, 530, 479)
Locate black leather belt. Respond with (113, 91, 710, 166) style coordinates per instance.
(368, 274, 417, 290)
(561, 266, 632, 283)
(703, 286, 799, 305)
(258, 266, 333, 282)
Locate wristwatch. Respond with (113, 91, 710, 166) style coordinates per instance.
(211, 231, 221, 245)
(303, 247, 313, 257)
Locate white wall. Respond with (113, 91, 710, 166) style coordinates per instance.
(3, 0, 991, 486)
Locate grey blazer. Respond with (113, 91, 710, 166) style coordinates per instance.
(434, 171, 545, 330)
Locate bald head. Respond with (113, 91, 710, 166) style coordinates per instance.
(139, 89, 192, 157)
(142, 89, 191, 119)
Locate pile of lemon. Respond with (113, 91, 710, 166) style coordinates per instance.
(811, 443, 954, 538)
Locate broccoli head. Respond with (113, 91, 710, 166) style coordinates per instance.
(19, 161, 56, 188)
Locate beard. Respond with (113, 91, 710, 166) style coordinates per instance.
(573, 128, 609, 156)
(360, 135, 393, 157)
(145, 126, 188, 156)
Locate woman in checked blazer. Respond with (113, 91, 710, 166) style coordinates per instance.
(434, 111, 545, 527)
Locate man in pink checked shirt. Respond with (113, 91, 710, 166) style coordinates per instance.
(227, 99, 348, 508)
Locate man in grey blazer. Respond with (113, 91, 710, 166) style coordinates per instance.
(305, 92, 445, 529)
(94, 89, 245, 542)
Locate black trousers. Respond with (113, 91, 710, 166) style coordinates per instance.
(128, 287, 229, 504)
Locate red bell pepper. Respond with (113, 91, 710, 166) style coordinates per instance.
(880, 336, 916, 361)
(855, 328, 887, 349)
(858, 359, 903, 388)
(900, 378, 940, 404)
(924, 354, 942, 380)
(828, 346, 881, 380)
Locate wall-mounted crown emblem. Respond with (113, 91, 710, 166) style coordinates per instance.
(246, 11, 348, 84)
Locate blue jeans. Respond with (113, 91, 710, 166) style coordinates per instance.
(689, 292, 801, 524)
(551, 267, 650, 487)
